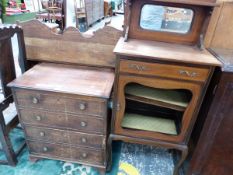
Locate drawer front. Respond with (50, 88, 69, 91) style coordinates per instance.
(14, 89, 107, 117)
(19, 109, 105, 134)
(119, 60, 210, 82)
(28, 141, 104, 165)
(24, 126, 105, 149)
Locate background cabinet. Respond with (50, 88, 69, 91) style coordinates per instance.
(85, 0, 104, 26)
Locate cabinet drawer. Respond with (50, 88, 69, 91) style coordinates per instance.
(28, 141, 104, 165)
(19, 109, 106, 134)
(24, 126, 105, 148)
(119, 60, 210, 82)
(14, 89, 107, 117)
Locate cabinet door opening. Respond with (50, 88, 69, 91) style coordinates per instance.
(121, 83, 192, 136)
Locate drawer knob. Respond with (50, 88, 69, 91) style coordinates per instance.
(81, 137, 87, 143)
(43, 147, 48, 152)
(179, 70, 197, 77)
(82, 152, 87, 158)
(40, 132, 45, 137)
(35, 116, 42, 121)
(79, 103, 86, 111)
(80, 121, 87, 127)
(32, 97, 39, 104)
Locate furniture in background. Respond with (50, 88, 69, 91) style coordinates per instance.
(36, 0, 64, 30)
(0, 25, 27, 166)
(108, 0, 221, 175)
(188, 1, 233, 174)
(14, 19, 122, 173)
(104, 0, 113, 17)
(85, 0, 104, 27)
(74, 0, 87, 30)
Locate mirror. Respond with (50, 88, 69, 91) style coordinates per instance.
(140, 5, 194, 34)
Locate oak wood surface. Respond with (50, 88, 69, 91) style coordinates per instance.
(18, 20, 122, 68)
(114, 37, 222, 67)
(9, 63, 115, 99)
(204, 1, 233, 49)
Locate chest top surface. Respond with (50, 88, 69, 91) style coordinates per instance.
(8, 63, 115, 99)
(114, 37, 222, 67)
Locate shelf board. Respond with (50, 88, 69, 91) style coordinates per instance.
(121, 113, 177, 135)
(125, 84, 190, 111)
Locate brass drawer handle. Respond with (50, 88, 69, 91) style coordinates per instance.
(128, 64, 147, 71)
(179, 70, 197, 77)
(82, 152, 87, 158)
(35, 115, 42, 121)
(32, 97, 39, 104)
(80, 121, 87, 127)
(81, 137, 87, 143)
(43, 147, 48, 152)
(79, 103, 86, 111)
(40, 132, 45, 137)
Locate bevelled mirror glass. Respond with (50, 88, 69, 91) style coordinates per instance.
(140, 5, 194, 34)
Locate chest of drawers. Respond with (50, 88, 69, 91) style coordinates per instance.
(8, 63, 115, 173)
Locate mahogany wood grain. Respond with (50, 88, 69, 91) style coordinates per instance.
(18, 108, 106, 134)
(18, 20, 122, 68)
(114, 74, 202, 143)
(8, 63, 115, 99)
(13, 89, 108, 117)
(128, 0, 207, 45)
(139, 0, 217, 6)
(119, 59, 211, 83)
(28, 141, 104, 165)
(24, 125, 105, 149)
(114, 38, 222, 67)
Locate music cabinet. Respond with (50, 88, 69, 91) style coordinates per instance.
(108, 0, 221, 175)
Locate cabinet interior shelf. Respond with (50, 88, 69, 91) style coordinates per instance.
(121, 113, 177, 135)
(125, 84, 190, 111)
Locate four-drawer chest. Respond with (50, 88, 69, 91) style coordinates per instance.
(8, 63, 115, 174)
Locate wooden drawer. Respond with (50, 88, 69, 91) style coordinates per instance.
(119, 60, 210, 82)
(14, 89, 107, 117)
(19, 109, 106, 134)
(24, 125, 105, 149)
(28, 141, 104, 165)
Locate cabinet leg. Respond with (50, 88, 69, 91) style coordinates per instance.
(29, 156, 40, 163)
(98, 168, 106, 175)
(106, 135, 113, 172)
(173, 147, 188, 175)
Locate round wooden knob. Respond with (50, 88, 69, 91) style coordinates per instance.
(40, 132, 45, 137)
(80, 121, 87, 127)
(43, 147, 48, 152)
(32, 97, 39, 104)
(36, 116, 42, 121)
(79, 103, 86, 110)
(82, 153, 87, 158)
(81, 137, 87, 143)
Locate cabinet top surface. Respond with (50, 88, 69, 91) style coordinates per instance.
(114, 37, 222, 67)
(8, 63, 115, 98)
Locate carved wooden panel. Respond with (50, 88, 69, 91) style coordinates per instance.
(18, 20, 122, 68)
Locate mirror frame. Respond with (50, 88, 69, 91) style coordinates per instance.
(125, 0, 208, 45)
